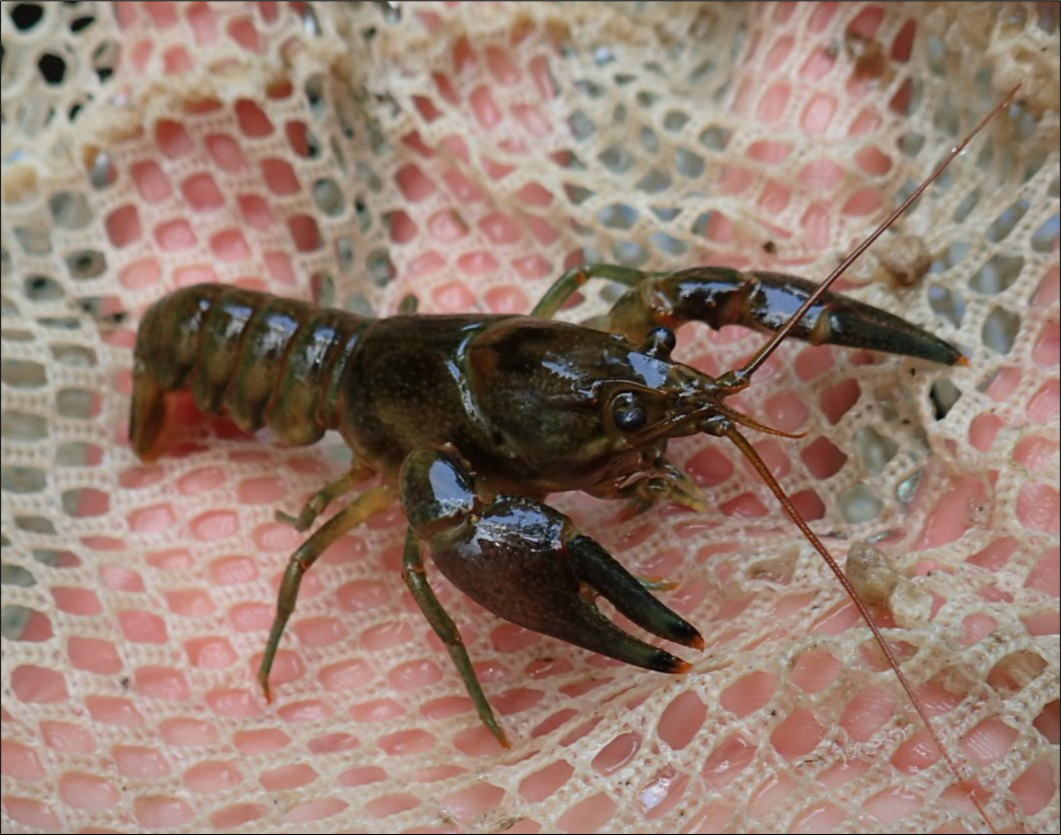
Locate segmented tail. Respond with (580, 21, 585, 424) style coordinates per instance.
(130, 284, 369, 461)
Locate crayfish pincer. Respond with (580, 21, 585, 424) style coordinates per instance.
(129, 88, 1013, 830)
(400, 445, 705, 738)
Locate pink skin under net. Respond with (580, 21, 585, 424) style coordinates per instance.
(2, 3, 1058, 833)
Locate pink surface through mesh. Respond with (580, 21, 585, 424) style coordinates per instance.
(1, 2, 1058, 833)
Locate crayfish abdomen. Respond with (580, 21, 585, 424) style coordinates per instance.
(131, 283, 370, 459)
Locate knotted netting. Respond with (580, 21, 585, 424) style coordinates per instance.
(2, 2, 1058, 833)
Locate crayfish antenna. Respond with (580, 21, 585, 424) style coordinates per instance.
(722, 423, 998, 834)
(710, 87, 1022, 835)
(734, 85, 1020, 385)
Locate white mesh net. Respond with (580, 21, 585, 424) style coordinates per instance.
(2, 2, 1058, 833)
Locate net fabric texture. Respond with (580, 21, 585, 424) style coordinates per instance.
(2, 2, 1058, 832)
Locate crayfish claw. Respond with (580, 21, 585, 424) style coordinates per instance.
(593, 267, 965, 366)
(423, 498, 700, 673)
(570, 535, 704, 652)
(401, 447, 702, 738)
(428, 495, 699, 674)
(535, 576, 692, 674)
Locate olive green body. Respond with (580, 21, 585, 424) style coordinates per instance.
(132, 274, 962, 495)
(131, 284, 689, 497)
(129, 267, 966, 748)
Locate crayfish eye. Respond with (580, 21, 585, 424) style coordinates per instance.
(611, 391, 648, 433)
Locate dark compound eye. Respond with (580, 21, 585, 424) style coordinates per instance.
(611, 391, 647, 432)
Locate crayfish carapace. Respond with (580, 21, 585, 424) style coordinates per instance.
(130, 87, 1018, 829)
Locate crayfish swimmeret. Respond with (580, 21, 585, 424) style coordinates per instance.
(130, 88, 1017, 828)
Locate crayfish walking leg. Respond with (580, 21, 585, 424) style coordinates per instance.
(401, 527, 510, 747)
(275, 459, 377, 532)
(274, 470, 359, 532)
(258, 484, 395, 701)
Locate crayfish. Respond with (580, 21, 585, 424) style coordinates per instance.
(130, 88, 1018, 830)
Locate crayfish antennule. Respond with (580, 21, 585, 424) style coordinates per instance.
(711, 403, 805, 440)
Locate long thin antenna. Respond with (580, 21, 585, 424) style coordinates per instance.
(723, 424, 997, 833)
(731, 85, 1020, 386)
(712, 88, 1023, 834)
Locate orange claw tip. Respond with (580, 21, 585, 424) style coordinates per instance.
(955, 355, 971, 367)
(689, 634, 707, 652)
(487, 724, 512, 749)
(671, 659, 693, 675)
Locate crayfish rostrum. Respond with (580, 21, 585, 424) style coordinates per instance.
(130, 87, 1016, 830)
